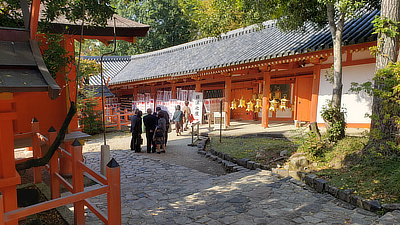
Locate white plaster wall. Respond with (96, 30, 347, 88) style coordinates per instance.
(317, 63, 375, 124)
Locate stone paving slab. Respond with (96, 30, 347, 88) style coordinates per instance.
(80, 149, 380, 225)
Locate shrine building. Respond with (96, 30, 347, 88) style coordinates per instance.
(104, 9, 379, 129)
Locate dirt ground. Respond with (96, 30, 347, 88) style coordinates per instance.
(83, 129, 227, 176)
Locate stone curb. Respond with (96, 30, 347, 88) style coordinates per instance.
(272, 169, 400, 215)
(195, 136, 271, 173)
(194, 135, 400, 223)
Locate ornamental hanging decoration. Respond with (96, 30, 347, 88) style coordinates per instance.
(230, 99, 238, 109)
(279, 94, 289, 111)
(255, 98, 262, 110)
(269, 99, 279, 112)
(274, 86, 281, 100)
(246, 100, 254, 112)
(238, 97, 246, 108)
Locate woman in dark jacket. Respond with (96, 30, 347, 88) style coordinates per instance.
(154, 112, 166, 154)
(130, 109, 142, 152)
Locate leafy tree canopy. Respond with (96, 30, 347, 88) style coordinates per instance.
(0, 0, 115, 29)
(110, 0, 195, 54)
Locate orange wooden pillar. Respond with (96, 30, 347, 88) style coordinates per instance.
(261, 70, 271, 128)
(171, 82, 177, 99)
(195, 79, 201, 92)
(31, 118, 42, 184)
(107, 158, 121, 225)
(0, 93, 19, 225)
(310, 62, 321, 122)
(224, 73, 231, 126)
(151, 85, 156, 111)
(133, 86, 138, 101)
(116, 109, 121, 130)
(48, 126, 60, 199)
(64, 35, 79, 132)
(71, 139, 85, 224)
(0, 191, 4, 225)
(29, 0, 41, 40)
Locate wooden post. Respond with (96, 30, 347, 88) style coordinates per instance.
(0, 191, 3, 225)
(310, 63, 321, 122)
(71, 139, 85, 225)
(48, 126, 60, 199)
(171, 82, 177, 99)
(224, 74, 231, 126)
(31, 118, 42, 184)
(195, 80, 201, 92)
(106, 158, 121, 225)
(262, 71, 271, 128)
(0, 93, 19, 225)
(59, 141, 73, 175)
(116, 110, 121, 130)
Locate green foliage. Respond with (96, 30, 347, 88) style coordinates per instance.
(370, 15, 400, 57)
(77, 88, 103, 135)
(112, 0, 194, 54)
(187, 0, 273, 38)
(351, 62, 400, 143)
(1, 0, 115, 29)
(321, 103, 346, 142)
(0, 0, 24, 28)
(77, 58, 102, 84)
(292, 128, 330, 159)
(40, 33, 73, 79)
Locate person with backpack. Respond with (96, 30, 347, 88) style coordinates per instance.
(154, 112, 166, 153)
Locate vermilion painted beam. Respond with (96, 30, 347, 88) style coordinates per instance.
(4, 186, 108, 222)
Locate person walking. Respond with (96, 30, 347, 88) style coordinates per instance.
(172, 105, 184, 136)
(154, 112, 166, 154)
(143, 108, 157, 153)
(130, 109, 142, 152)
(182, 101, 191, 131)
(156, 107, 170, 145)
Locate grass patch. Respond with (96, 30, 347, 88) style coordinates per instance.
(208, 136, 296, 165)
(302, 136, 400, 204)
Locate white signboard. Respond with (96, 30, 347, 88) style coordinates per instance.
(192, 92, 203, 124)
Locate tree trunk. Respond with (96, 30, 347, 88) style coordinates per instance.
(371, 0, 400, 141)
(326, 3, 345, 109)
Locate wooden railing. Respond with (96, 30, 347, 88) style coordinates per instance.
(1, 119, 121, 225)
(80, 107, 133, 131)
(105, 108, 132, 130)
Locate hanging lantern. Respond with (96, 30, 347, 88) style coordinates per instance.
(252, 94, 258, 100)
(238, 97, 246, 108)
(255, 98, 262, 110)
(279, 94, 289, 111)
(230, 99, 238, 110)
(246, 100, 254, 111)
(269, 92, 273, 100)
(269, 99, 279, 112)
(274, 86, 281, 100)
(254, 106, 261, 113)
(258, 94, 263, 99)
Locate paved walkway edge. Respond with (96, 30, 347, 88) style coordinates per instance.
(196, 135, 400, 225)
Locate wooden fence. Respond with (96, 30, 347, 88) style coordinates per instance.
(1, 119, 121, 225)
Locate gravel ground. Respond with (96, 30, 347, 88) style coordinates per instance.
(83, 129, 227, 176)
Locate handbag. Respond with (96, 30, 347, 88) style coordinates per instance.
(189, 114, 194, 123)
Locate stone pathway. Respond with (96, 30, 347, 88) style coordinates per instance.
(81, 148, 381, 225)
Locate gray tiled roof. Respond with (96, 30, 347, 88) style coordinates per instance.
(110, 9, 379, 85)
(81, 56, 131, 85)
